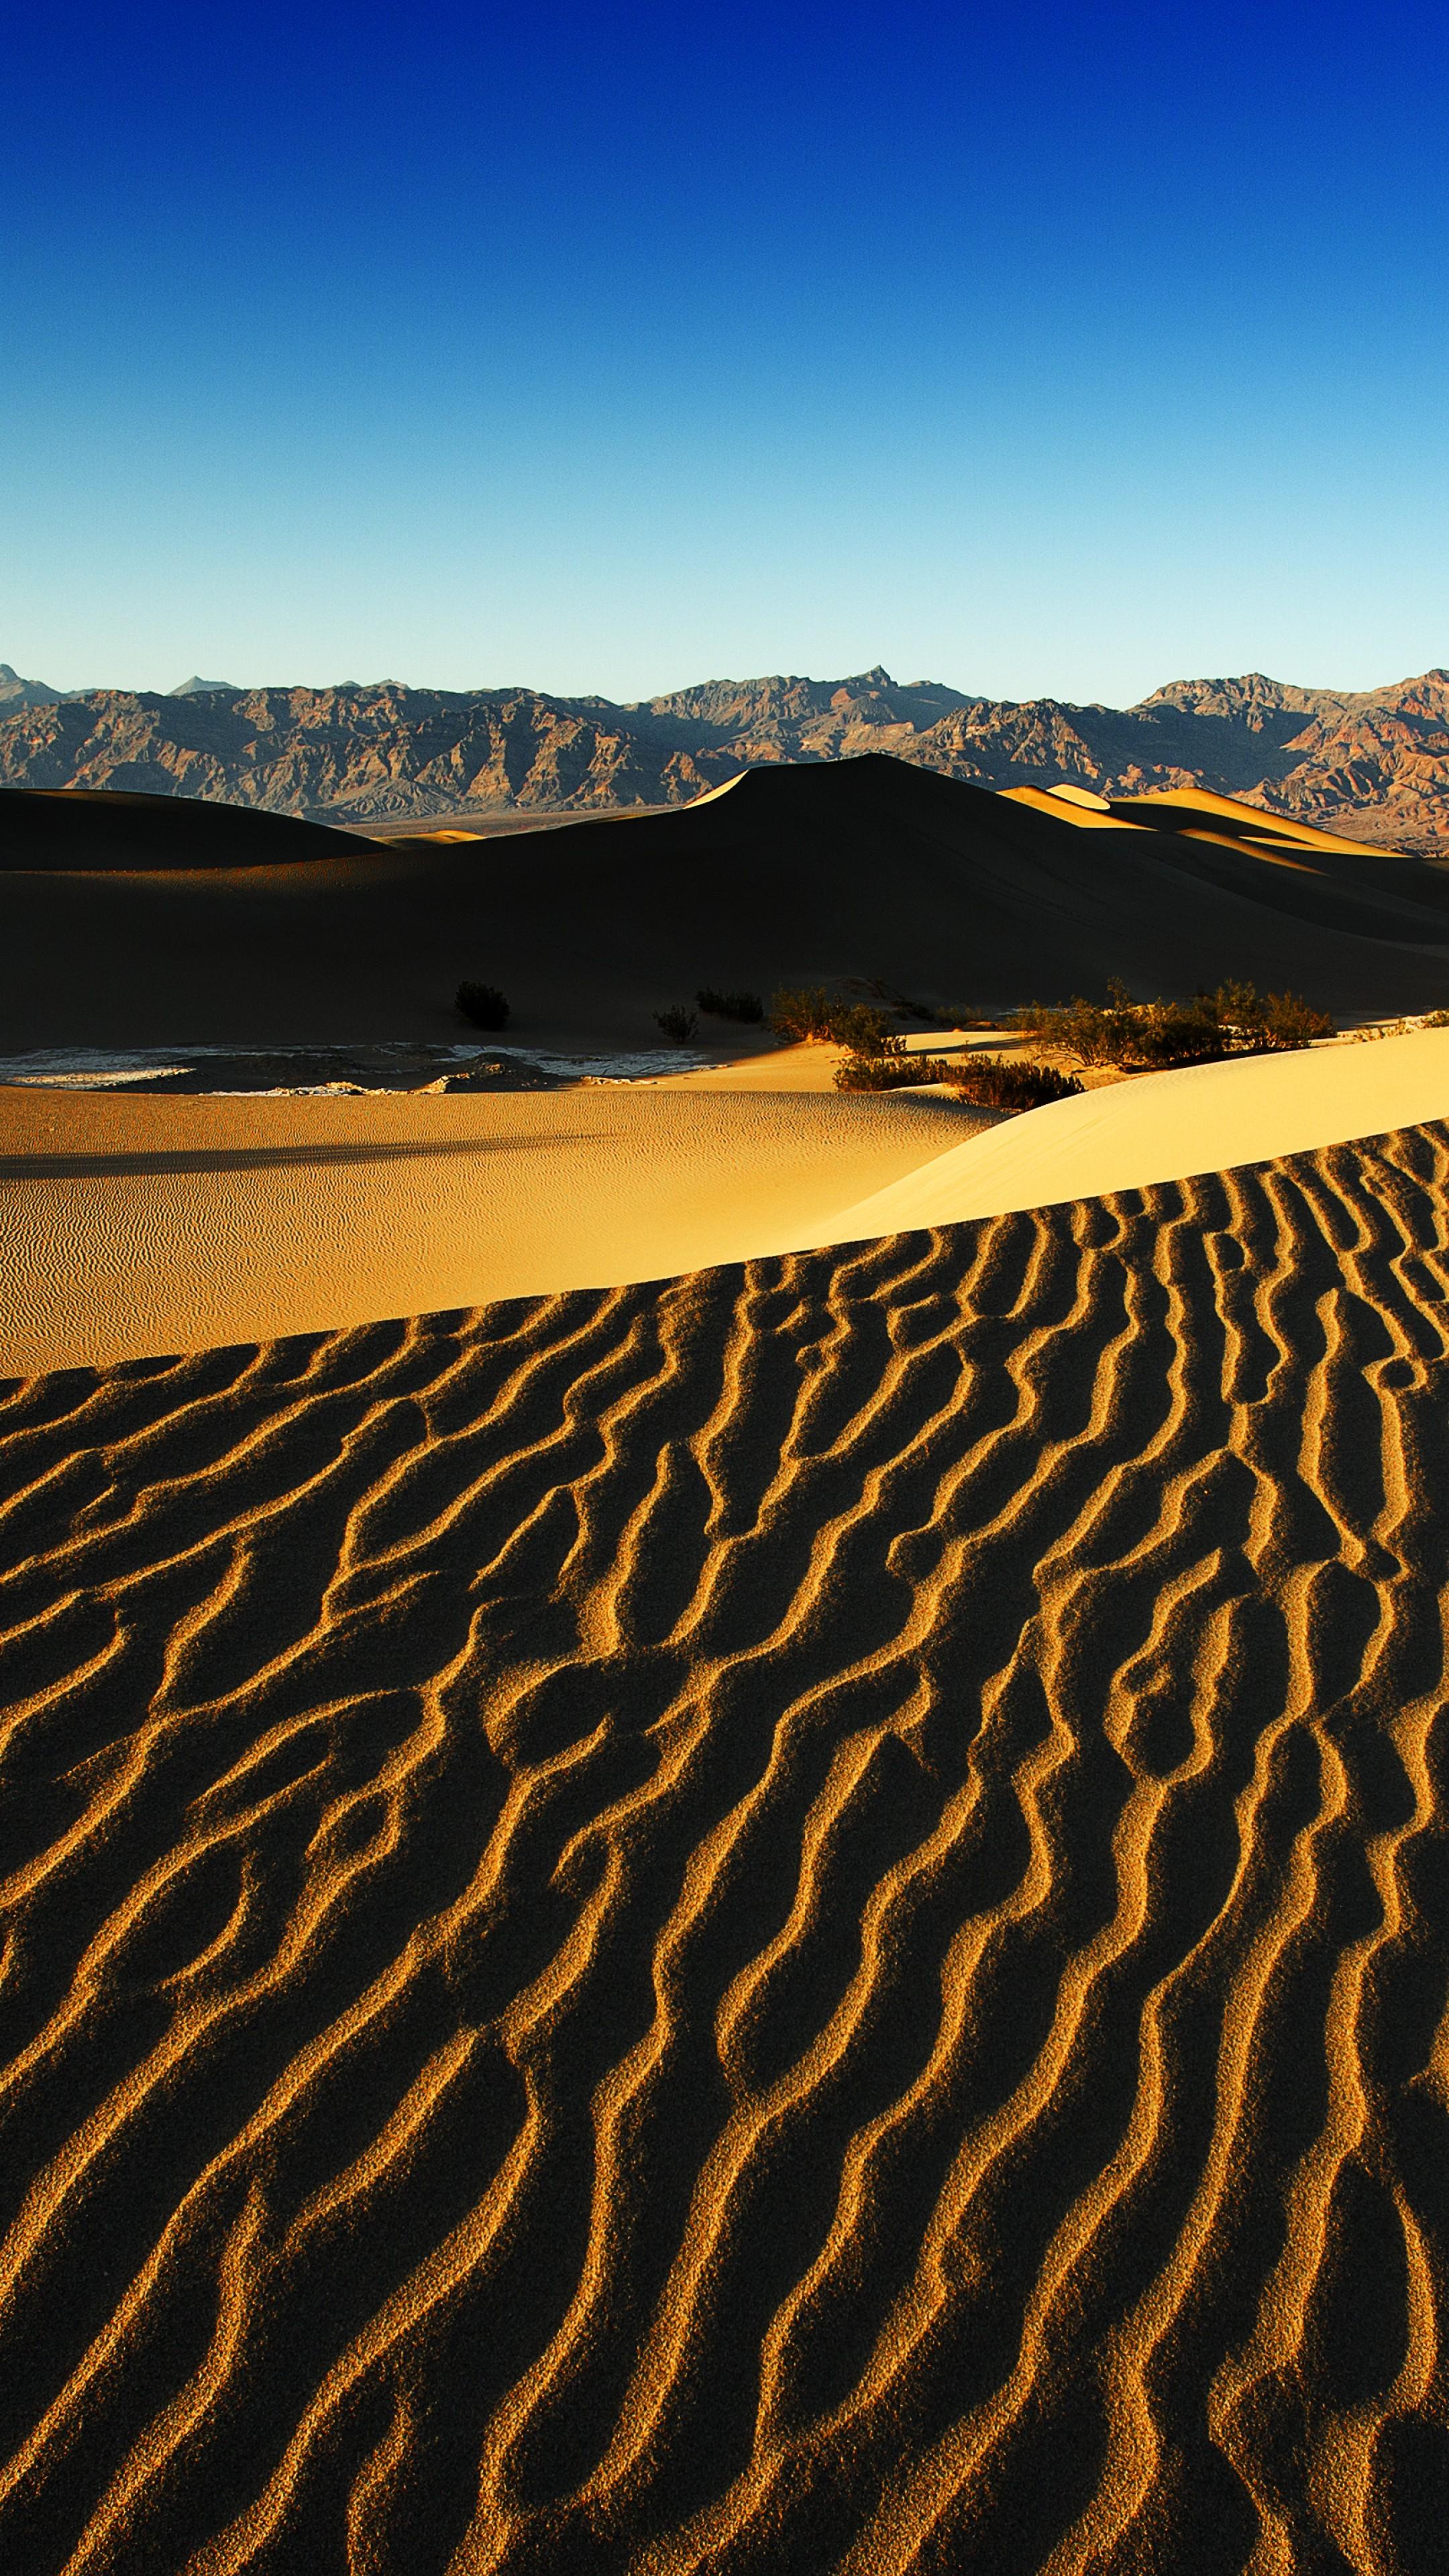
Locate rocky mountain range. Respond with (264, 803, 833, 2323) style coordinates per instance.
(1, 662, 1445, 849)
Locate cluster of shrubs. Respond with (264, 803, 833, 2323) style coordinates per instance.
(456, 981, 510, 1030)
(655, 1005, 699, 1043)
(945, 1055, 1085, 1110)
(653, 987, 767, 1045)
(696, 987, 764, 1023)
(764, 981, 1075, 1107)
(833, 1049, 1083, 1104)
(770, 986, 910, 1053)
(1012, 979, 1335, 1069)
(833, 1051, 947, 1091)
(457, 975, 1334, 1081)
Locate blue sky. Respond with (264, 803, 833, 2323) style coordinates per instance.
(4, 1, 1446, 703)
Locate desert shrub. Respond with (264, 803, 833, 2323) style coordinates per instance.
(456, 980, 510, 1030)
(654, 1004, 698, 1044)
(696, 987, 765, 1022)
(1124, 1004, 1231, 1069)
(770, 985, 835, 1040)
(834, 1053, 955, 1091)
(947, 1055, 1085, 1110)
(1423, 1008, 1449, 1028)
(1012, 978, 1334, 1069)
(1010, 987, 1138, 1063)
(1254, 989, 1336, 1046)
(1175, 983, 1335, 1054)
(769, 987, 905, 1052)
(831, 1004, 904, 1055)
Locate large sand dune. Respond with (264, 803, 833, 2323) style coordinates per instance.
(0, 1088, 981, 1375)
(5, 760, 1449, 1053)
(0, 786, 378, 871)
(8, 1029, 1449, 1375)
(2, 1122, 1447, 2569)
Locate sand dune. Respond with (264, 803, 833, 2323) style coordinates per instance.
(6, 758, 1449, 1056)
(0, 786, 377, 871)
(1107, 785, 1410, 855)
(1, 1120, 1447, 2569)
(817, 1024, 1449, 1241)
(8, 1029, 1449, 1376)
(6, 762, 1449, 2566)
(0, 1086, 983, 1374)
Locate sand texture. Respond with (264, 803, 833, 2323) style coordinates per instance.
(3, 1124, 1448, 2569)
(7, 1030, 1449, 1376)
(0, 1089, 982, 1375)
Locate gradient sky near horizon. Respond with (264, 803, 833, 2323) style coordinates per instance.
(5, 0, 1446, 705)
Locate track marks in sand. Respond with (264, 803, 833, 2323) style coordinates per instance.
(3, 1128, 1449, 2569)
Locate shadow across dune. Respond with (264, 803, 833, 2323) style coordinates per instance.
(0, 1134, 582, 1182)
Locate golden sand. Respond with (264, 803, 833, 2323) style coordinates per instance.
(1, 1122, 1447, 2566)
(0, 1087, 983, 1375)
(8, 1030, 1449, 1377)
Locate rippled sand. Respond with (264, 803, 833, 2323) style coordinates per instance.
(3, 1128, 1448, 2569)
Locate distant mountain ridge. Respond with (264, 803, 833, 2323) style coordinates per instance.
(1, 661, 1445, 849)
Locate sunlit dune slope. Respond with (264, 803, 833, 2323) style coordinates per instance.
(1108, 784, 1409, 855)
(2, 1123, 1448, 2570)
(7, 1028, 1449, 1373)
(5, 756, 1449, 1051)
(816, 1024, 1449, 1239)
(0, 1085, 981, 1373)
(1006, 781, 1449, 944)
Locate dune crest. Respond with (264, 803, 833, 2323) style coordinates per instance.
(1, 1124, 1447, 2567)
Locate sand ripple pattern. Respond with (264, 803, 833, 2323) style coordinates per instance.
(3, 1128, 1449, 2572)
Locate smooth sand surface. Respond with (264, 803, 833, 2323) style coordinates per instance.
(8, 1030, 1449, 1375)
(1110, 784, 1408, 853)
(0, 1086, 985, 1374)
(2, 1120, 1447, 2567)
(810, 1023, 1449, 1242)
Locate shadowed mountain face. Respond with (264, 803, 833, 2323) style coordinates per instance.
(4, 756, 1449, 1050)
(0, 664, 1445, 848)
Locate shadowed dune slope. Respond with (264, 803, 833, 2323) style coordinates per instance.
(5, 758, 1449, 1049)
(0, 788, 382, 872)
(3, 1127, 1449, 2571)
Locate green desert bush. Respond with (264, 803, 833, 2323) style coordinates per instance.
(1012, 978, 1334, 1069)
(696, 987, 765, 1023)
(654, 1004, 699, 1044)
(455, 980, 510, 1030)
(769, 985, 835, 1040)
(833, 1052, 955, 1091)
(831, 1005, 905, 1056)
(769, 987, 904, 1053)
(1239, 987, 1336, 1046)
(947, 1055, 1085, 1110)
